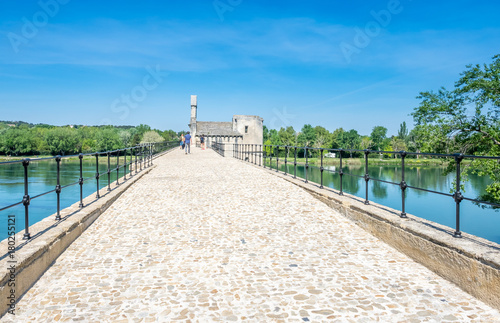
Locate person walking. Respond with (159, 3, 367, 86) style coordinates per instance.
(180, 134, 185, 149)
(184, 132, 192, 154)
(200, 134, 205, 150)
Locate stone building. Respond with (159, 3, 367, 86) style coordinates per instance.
(188, 95, 263, 155)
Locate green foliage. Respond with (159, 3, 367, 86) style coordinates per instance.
(412, 54, 500, 204)
(0, 122, 178, 156)
(370, 126, 387, 151)
(390, 137, 407, 156)
(279, 127, 296, 146)
(161, 129, 177, 142)
(45, 127, 81, 155)
(331, 128, 345, 149)
(342, 129, 361, 157)
(263, 139, 273, 155)
(96, 128, 122, 151)
(296, 124, 316, 157)
(141, 131, 165, 143)
(360, 136, 373, 150)
(263, 125, 270, 142)
(398, 121, 408, 142)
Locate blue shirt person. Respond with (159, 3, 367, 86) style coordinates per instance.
(184, 132, 192, 154)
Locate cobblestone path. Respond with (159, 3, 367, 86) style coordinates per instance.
(6, 148, 500, 322)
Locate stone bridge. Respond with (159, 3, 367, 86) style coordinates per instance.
(1, 148, 500, 321)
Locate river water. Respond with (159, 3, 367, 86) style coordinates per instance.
(264, 160, 500, 244)
(0, 158, 137, 242)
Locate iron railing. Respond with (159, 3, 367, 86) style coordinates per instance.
(0, 141, 178, 240)
(232, 143, 500, 239)
(212, 142, 225, 157)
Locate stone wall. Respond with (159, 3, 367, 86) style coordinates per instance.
(232, 115, 263, 145)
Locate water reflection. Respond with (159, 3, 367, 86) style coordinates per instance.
(0, 158, 132, 241)
(265, 160, 499, 244)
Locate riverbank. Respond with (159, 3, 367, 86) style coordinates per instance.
(271, 157, 454, 166)
(0, 154, 136, 163)
(0, 155, 95, 162)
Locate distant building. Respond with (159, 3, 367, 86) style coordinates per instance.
(6, 124, 15, 127)
(188, 95, 263, 154)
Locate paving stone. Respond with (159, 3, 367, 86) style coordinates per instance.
(3, 148, 500, 322)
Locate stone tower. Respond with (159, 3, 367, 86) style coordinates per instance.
(190, 95, 197, 138)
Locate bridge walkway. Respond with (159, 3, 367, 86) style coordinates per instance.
(5, 148, 500, 322)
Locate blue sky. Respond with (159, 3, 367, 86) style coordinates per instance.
(0, 0, 499, 136)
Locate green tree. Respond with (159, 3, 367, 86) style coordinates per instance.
(313, 126, 331, 156)
(360, 136, 373, 150)
(135, 124, 151, 138)
(96, 128, 121, 151)
(390, 137, 407, 156)
(342, 129, 361, 157)
(141, 131, 165, 143)
(297, 124, 316, 157)
(45, 127, 81, 155)
(119, 129, 134, 147)
(278, 126, 296, 157)
(412, 54, 500, 203)
(398, 121, 409, 142)
(331, 128, 345, 149)
(263, 125, 270, 142)
(162, 129, 177, 142)
(263, 139, 273, 156)
(269, 129, 280, 146)
(370, 126, 387, 151)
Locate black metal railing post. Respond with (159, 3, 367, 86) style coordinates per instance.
(116, 151, 120, 185)
(135, 147, 138, 174)
(251, 144, 253, 164)
(95, 153, 100, 198)
(253, 144, 256, 165)
(364, 150, 370, 205)
(400, 151, 408, 218)
(284, 146, 288, 175)
(123, 149, 127, 181)
(140, 146, 143, 171)
(276, 145, 279, 172)
(339, 150, 343, 195)
(22, 158, 31, 240)
(107, 152, 111, 191)
(149, 144, 152, 166)
(259, 144, 262, 167)
(453, 153, 464, 238)
(263, 145, 266, 168)
(55, 155, 62, 220)
(78, 153, 84, 208)
(293, 147, 297, 179)
(320, 148, 324, 189)
(305, 147, 309, 183)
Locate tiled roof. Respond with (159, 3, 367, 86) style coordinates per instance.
(196, 122, 242, 136)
